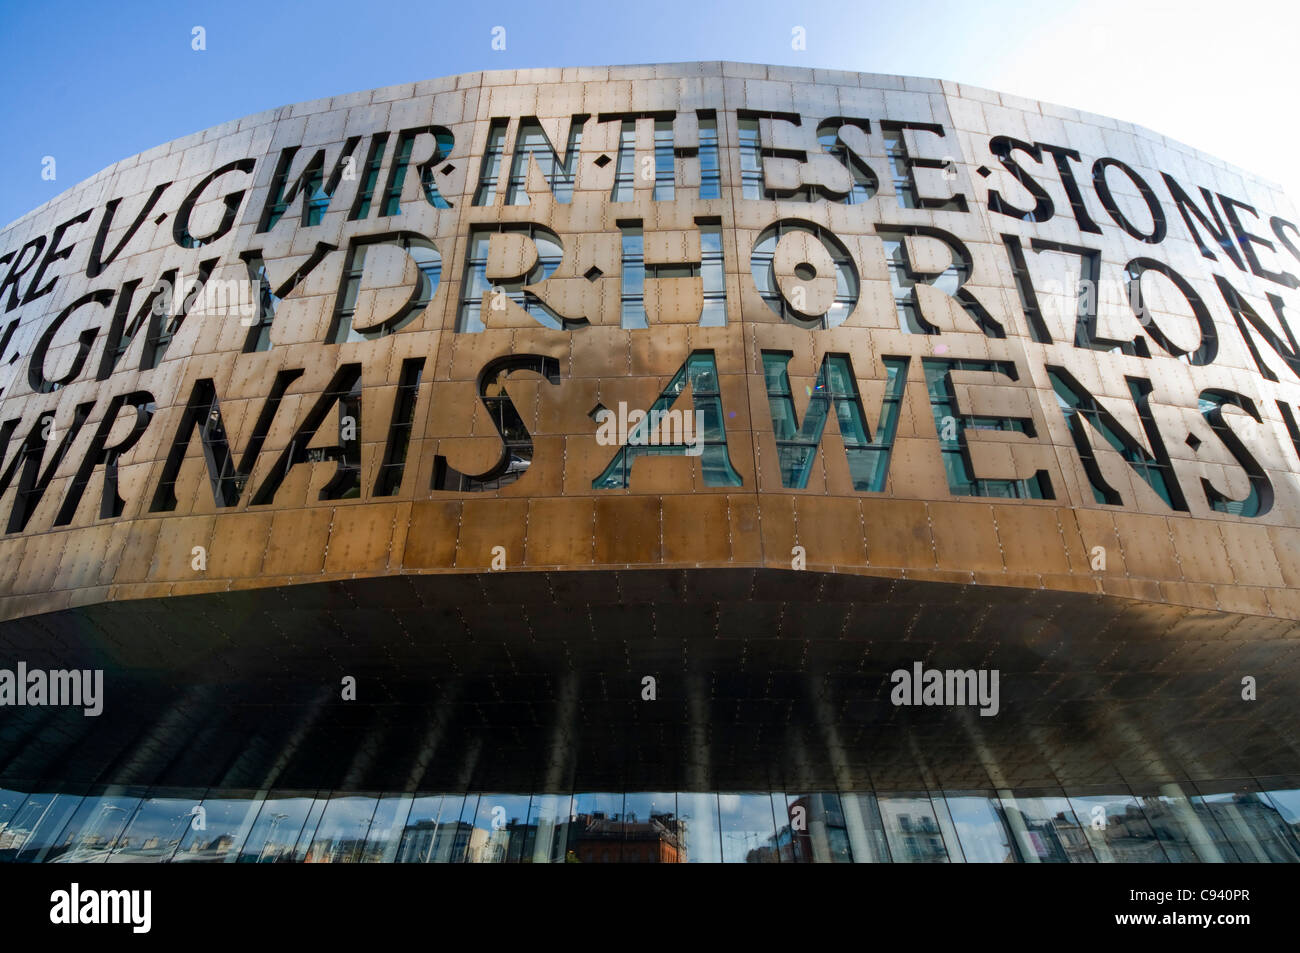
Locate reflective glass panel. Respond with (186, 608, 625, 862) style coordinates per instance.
(1066, 790, 1167, 862)
(237, 792, 319, 863)
(1259, 781, 1300, 862)
(173, 791, 262, 863)
(998, 790, 1093, 862)
(1192, 780, 1297, 863)
(465, 794, 532, 863)
(718, 793, 780, 863)
(8, 790, 85, 864)
(677, 792, 722, 863)
(622, 792, 678, 863)
(878, 793, 950, 862)
(781, 792, 854, 863)
(46, 788, 143, 863)
(1132, 784, 1233, 863)
(305, 794, 379, 863)
(524, 794, 573, 864)
(569, 792, 624, 863)
(397, 794, 470, 863)
(839, 792, 892, 862)
(361, 794, 413, 863)
(108, 789, 206, 863)
(0, 788, 32, 859)
(942, 793, 1019, 863)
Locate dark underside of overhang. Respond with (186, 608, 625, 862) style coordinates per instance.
(0, 569, 1297, 792)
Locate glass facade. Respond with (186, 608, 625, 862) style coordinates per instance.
(751, 220, 858, 329)
(591, 350, 743, 488)
(457, 224, 566, 332)
(883, 236, 971, 335)
(506, 119, 581, 206)
(611, 119, 637, 202)
(923, 358, 1052, 499)
(696, 111, 721, 200)
(4, 779, 1297, 863)
(763, 351, 906, 492)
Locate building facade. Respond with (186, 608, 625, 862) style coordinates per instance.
(0, 62, 1298, 862)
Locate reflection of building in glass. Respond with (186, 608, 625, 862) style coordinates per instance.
(1, 783, 1299, 863)
(394, 819, 474, 864)
(568, 813, 681, 863)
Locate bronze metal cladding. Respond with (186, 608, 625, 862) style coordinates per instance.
(0, 61, 1299, 630)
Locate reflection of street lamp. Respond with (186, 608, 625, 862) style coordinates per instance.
(353, 818, 372, 862)
(0, 797, 17, 843)
(162, 811, 191, 857)
(16, 798, 57, 857)
(91, 804, 127, 859)
(259, 813, 290, 863)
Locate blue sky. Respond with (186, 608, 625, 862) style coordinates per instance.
(1, 0, 1296, 224)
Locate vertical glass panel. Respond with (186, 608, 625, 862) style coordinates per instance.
(697, 112, 721, 200)
(622, 792, 678, 863)
(473, 121, 507, 206)
(1192, 780, 1297, 863)
(1066, 789, 1168, 862)
(360, 794, 413, 863)
(612, 122, 636, 202)
(825, 357, 852, 396)
(1186, 796, 1242, 863)
(687, 354, 721, 395)
(998, 790, 1094, 862)
(846, 448, 885, 490)
(173, 790, 262, 863)
(694, 395, 725, 441)
(738, 118, 763, 200)
(524, 794, 573, 864)
(0, 788, 31, 858)
(1259, 781, 1300, 862)
(782, 792, 854, 863)
(108, 788, 206, 863)
(718, 793, 780, 863)
(677, 792, 722, 863)
(817, 126, 875, 205)
(568, 792, 624, 863)
(942, 792, 1020, 863)
(237, 791, 319, 863)
(653, 119, 675, 201)
(699, 297, 727, 327)
(351, 134, 387, 219)
(8, 790, 86, 864)
(304, 794, 379, 863)
(878, 793, 951, 862)
(835, 403, 870, 447)
(839, 792, 892, 862)
(290, 793, 330, 861)
(884, 130, 918, 209)
(621, 299, 647, 331)
(769, 397, 800, 442)
(465, 794, 532, 863)
(46, 788, 144, 863)
(1131, 784, 1232, 862)
(397, 794, 470, 863)
(382, 135, 416, 216)
(620, 224, 646, 329)
(762, 355, 792, 397)
(534, 234, 563, 265)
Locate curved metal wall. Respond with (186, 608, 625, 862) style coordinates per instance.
(1, 61, 1299, 625)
